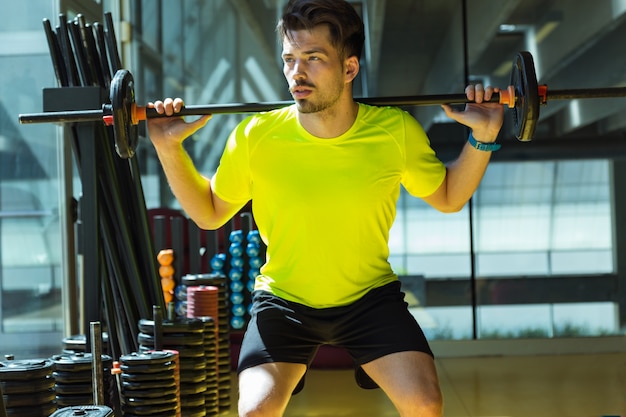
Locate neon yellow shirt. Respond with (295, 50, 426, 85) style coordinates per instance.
(212, 103, 446, 308)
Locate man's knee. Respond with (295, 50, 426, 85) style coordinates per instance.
(238, 398, 285, 417)
(397, 385, 444, 417)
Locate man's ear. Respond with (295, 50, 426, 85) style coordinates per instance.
(345, 56, 360, 83)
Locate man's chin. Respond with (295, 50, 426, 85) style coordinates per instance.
(294, 100, 318, 114)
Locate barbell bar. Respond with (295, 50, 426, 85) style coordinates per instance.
(18, 51, 626, 159)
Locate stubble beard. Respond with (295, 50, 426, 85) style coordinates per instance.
(293, 80, 344, 114)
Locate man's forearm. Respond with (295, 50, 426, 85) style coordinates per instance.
(444, 141, 493, 211)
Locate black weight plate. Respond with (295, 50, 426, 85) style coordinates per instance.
(180, 382, 207, 396)
(49, 405, 114, 417)
(122, 378, 176, 391)
(179, 357, 206, 371)
(62, 333, 109, 352)
(6, 403, 58, 417)
(510, 51, 540, 141)
(55, 394, 94, 407)
(54, 382, 92, 395)
(120, 360, 175, 374)
(121, 393, 177, 407)
(3, 389, 56, 407)
(122, 412, 176, 417)
(138, 332, 204, 346)
(121, 384, 177, 399)
(121, 371, 175, 382)
(0, 376, 55, 394)
(180, 371, 206, 384)
(110, 69, 138, 158)
(138, 317, 205, 334)
(180, 406, 206, 417)
(51, 353, 112, 372)
(139, 345, 205, 359)
(0, 359, 54, 381)
(53, 371, 93, 383)
(119, 351, 176, 366)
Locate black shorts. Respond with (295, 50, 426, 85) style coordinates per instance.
(237, 281, 433, 390)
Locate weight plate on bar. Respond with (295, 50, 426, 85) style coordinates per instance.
(511, 51, 540, 141)
(110, 69, 138, 158)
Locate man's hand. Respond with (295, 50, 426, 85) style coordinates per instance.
(441, 84, 504, 141)
(147, 97, 212, 149)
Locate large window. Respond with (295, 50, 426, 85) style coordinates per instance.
(391, 159, 618, 339)
(1, 3, 64, 357)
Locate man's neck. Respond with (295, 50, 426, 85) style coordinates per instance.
(297, 99, 359, 139)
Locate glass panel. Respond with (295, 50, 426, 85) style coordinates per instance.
(1, 0, 64, 357)
(477, 303, 619, 339)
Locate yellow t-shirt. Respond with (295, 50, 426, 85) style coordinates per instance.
(212, 103, 446, 308)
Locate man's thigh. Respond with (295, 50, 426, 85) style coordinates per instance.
(238, 362, 307, 415)
(361, 351, 443, 415)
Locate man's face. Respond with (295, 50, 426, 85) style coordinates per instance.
(281, 25, 347, 114)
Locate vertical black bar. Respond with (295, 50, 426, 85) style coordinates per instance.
(104, 12, 122, 72)
(171, 217, 185, 280)
(43, 19, 68, 87)
(90, 321, 105, 405)
(93, 22, 112, 87)
(77, 122, 100, 346)
(56, 14, 81, 86)
(205, 229, 218, 260)
(460, 0, 478, 340)
(82, 21, 107, 87)
(153, 305, 163, 351)
(153, 215, 167, 253)
(68, 19, 92, 86)
(189, 221, 202, 274)
(611, 159, 626, 328)
(0, 377, 7, 417)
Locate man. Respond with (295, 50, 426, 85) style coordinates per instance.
(147, 0, 504, 416)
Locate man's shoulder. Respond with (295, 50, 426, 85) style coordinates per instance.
(357, 102, 407, 120)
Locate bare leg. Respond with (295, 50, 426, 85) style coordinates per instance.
(237, 362, 307, 417)
(361, 351, 443, 417)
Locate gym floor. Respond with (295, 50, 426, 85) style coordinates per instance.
(223, 352, 625, 417)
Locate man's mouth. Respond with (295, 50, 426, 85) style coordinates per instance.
(291, 84, 314, 99)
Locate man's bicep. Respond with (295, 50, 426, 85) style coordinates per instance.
(211, 191, 249, 229)
(419, 175, 454, 213)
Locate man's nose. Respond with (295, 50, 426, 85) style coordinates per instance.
(292, 60, 307, 79)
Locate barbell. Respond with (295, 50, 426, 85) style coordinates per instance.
(18, 51, 626, 159)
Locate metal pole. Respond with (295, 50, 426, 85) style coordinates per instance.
(90, 321, 105, 405)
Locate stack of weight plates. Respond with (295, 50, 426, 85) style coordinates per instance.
(118, 351, 178, 417)
(50, 352, 114, 408)
(49, 405, 114, 417)
(198, 316, 219, 416)
(183, 272, 231, 414)
(137, 318, 208, 417)
(0, 358, 56, 417)
(186, 286, 219, 319)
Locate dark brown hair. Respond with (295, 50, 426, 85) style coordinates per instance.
(277, 0, 365, 60)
